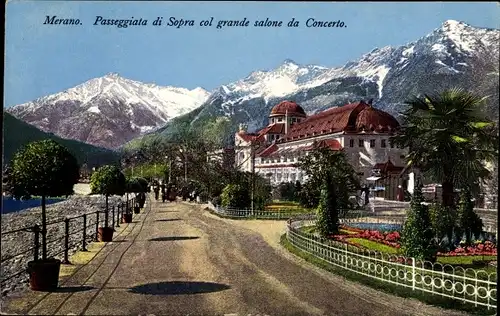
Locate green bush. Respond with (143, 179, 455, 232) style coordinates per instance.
(456, 189, 484, 243)
(126, 177, 146, 193)
(7, 139, 80, 260)
(401, 183, 437, 262)
(299, 180, 321, 209)
(276, 182, 297, 201)
(429, 203, 456, 241)
(221, 184, 251, 209)
(316, 174, 339, 237)
(90, 165, 126, 226)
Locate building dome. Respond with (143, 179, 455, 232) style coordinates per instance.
(270, 101, 307, 118)
(354, 105, 400, 133)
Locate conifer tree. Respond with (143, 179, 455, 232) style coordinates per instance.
(316, 173, 339, 237)
(401, 181, 437, 261)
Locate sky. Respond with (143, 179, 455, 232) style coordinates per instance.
(4, 1, 500, 107)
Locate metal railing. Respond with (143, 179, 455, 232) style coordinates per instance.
(0, 197, 138, 286)
(208, 203, 308, 220)
(285, 215, 497, 310)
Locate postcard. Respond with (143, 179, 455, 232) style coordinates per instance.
(2, 2, 499, 315)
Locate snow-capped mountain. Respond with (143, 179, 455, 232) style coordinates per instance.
(7, 73, 210, 149)
(142, 20, 498, 147)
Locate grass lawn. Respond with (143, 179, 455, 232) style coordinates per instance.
(346, 238, 400, 254)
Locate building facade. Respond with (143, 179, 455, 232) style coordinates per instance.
(235, 100, 409, 194)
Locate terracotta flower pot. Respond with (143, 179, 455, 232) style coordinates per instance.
(122, 213, 132, 223)
(27, 258, 61, 291)
(98, 227, 114, 242)
(134, 206, 140, 214)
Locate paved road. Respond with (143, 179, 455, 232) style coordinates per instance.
(2, 199, 468, 316)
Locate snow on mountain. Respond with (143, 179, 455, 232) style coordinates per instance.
(7, 73, 210, 148)
(219, 59, 341, 102)
(151, 20, 499, 146)
(12, 73, 209, 124)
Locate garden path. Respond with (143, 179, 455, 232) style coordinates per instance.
(1, 198, 470, 316)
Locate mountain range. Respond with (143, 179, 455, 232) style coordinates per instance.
(6, 20, 499, 151)
(6, 74, 210, 149)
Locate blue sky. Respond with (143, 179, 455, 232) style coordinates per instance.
(4, 1, 499, 107)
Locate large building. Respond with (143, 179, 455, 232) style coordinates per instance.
(234, 100, 409, 198)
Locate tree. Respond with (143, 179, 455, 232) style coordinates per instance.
(220, 184, 251, 209)
(391, 88, 499, 208)
(90, 165, 126, 227)
(401, 181, 437, 261)
(7, 140, 80, 260)
(316, 173, 339, 237)
(297, 146, 360, 211)
(276, 182, 296, 201)
(429, 203, 456, 242)
(456, 188, 484, 244)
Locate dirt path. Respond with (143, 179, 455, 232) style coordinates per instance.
(1, 200, 470, 316)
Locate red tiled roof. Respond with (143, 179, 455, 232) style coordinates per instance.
(373, 159, 404, 173)
(316, 139, 343, 151)
(355, 106, 400, 133)
(236, 131, 258, 142)
(258, 143, 278, 157)
(270, 101, 307, 117)
(281, 101, 399, 142)
(257, 123, 285, 135)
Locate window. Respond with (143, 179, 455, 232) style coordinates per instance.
(381, 139, 387, 148)
(349, 139, 354, 147)
(278, 118, 283, 122)
(370, 139, 376, 148)
(358, 139, 364, 147)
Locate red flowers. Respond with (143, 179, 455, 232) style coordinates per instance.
(437, 241, 497, 256)
(332, 225, 402, 249)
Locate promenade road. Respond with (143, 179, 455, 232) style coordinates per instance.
(1, 199, 468, 316)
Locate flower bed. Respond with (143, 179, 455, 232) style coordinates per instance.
(437, 241, 497, 256)
(332, 225, 497, 258)
(333, 225, 401, 249)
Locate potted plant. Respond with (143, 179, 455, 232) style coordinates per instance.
(136, 177, 148, 208)
(126, 177, 143, 214)
(90, 165, 126, 242)
(6, 140, 80, 291)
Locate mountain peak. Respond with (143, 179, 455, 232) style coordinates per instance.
(104, 72, 121, 78)
(282, 58, 298, 65)
(442, 19, 467, 28)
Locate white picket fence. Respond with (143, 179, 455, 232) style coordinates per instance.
(286, 215, 497, 310)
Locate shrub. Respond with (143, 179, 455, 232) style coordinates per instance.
(221, 184, 250, 209)
(401, 182, 437, 262)
(7, 139, 80, 260)
(316, 174, 339, 237)
(90, 165, 126, 224)
(429, 203, 456, 241)
(276, 182, 297, 201)
(456, 189, 484, 243)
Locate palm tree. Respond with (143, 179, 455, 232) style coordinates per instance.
(391, 88, 498, 208)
